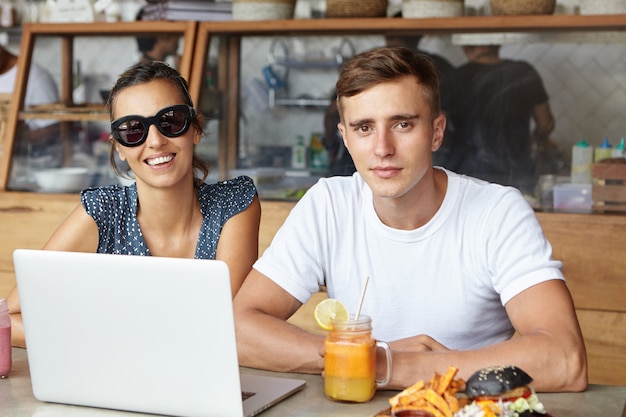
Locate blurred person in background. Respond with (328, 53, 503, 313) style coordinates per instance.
(135, 7, 181, 66)
(444, 43, 555, 194)
(0, 44, 59, 157)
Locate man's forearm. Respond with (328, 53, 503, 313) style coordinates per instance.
(387, 333, 587, 392)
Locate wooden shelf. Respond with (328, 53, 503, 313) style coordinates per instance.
(197, 14, 626, 35)
(20, 104, 108, 121)
(21, 21, 196, 36)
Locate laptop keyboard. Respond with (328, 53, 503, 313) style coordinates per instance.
(242, 391, 256, 401)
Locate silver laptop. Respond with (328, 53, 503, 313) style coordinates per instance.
(14, 249, 305, 417)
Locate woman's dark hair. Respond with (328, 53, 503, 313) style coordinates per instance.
(335, 46, 441, 122)
(106, 61, 210, 185)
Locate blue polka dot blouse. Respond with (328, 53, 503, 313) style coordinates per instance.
(80, 176, 257, 259)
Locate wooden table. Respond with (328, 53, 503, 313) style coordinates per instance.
(2, 348, 625, 417)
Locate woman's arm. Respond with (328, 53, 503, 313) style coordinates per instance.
(216, 195, 261, 297)
(8, 203, 99, 347)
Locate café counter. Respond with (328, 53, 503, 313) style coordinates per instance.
(2, 348, 625, 417)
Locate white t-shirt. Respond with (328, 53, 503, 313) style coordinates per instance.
(254, 168, 563, 349)
(0, 62, 59, 129)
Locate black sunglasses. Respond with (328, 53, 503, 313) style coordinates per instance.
(111, 104, 197, 147)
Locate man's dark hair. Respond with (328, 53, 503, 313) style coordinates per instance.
(335, 46, 441, 121)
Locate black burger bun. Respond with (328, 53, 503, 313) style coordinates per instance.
(466, 365, 533, 398)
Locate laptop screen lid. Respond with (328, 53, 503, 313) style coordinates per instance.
(14, 249, 305, 417)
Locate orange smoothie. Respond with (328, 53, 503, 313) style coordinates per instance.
(324, 335, 376, 402)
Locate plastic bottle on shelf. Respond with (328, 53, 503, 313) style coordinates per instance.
(571, 139, 593, 184)
(612, 137, 625, 159)
(72, 60, 85, 105)
(291, 135, 307, 169)
(309, 132, 329, 172)
(594, 137, 612, 162)
(0, 298, 11, 378)
(0, 0, 17, 27)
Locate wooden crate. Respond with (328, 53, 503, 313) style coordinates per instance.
(592, 162, 626, 212)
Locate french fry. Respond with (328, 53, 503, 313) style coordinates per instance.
(429, 372, 441, 390)
(389, 380, 425, 407)
(436, 366, 458, 395)
(443, 391, 459, 413)
(389, 366, 466, 417)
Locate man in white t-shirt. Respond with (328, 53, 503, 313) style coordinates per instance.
(233, 46, 587, 393)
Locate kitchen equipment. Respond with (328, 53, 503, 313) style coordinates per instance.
(580, 0, 626, 15)
(553, 183, 592, 213)
(33, 167, 91, 193)
(594, 137, 613, 162)
(326, 0, 388, 18)
(490, 0, 555, 15)
(46, 0, 95, 22)
(571, 140, 594, 184)
(233, 0, 296, 20)
(402, 0, 464, 18)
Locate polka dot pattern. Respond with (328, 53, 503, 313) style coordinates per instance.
(80, 176, 257, 259)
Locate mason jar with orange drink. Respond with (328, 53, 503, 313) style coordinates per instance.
(324, 314, 392, 402)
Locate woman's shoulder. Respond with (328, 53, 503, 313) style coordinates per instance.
(197, 175, 257, 212)
(80, 184, 136, 210)
(199, 175, 256, 197)
(81, 184, 131, 199)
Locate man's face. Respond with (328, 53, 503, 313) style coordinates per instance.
(337, 76, 445, 203)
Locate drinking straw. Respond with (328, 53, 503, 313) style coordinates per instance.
(354, 276, 369, 320)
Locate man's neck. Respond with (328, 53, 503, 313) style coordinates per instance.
(372, 168, 448, 230)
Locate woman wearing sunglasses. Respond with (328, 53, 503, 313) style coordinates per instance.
(7, 61, 261, 348)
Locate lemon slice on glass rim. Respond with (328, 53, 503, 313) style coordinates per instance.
(314, 298, 349, 330)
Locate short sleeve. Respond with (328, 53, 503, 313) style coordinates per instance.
(194, 176, 257, 259)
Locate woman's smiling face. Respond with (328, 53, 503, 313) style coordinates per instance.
(112, 79, 200, 190)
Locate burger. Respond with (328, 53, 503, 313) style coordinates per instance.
(454, 365, 547, 417)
